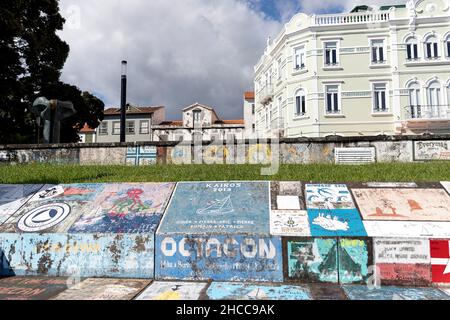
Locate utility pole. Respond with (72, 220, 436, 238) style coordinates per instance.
(120, 60, 127, 143)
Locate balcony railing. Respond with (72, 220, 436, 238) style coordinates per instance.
(313, 11, 391, 26)
(258, 84, 274, 105)
(405, 105, 450, 120)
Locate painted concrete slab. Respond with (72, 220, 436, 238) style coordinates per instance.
(0, 184, 104, 233)
(135, 281, 207, 300)
(430, 240, 450, 284)
(0, 276, 69, 300)
(414, 141, 450, 161)
(286, 238, 339, 283)
(374, 238, 431, 286)
(158, 181, 270, 234)
(0, 233, 154, 278)
(442, 181, 450, 195)
(308, 284, 348, 300)
(363, 182, 418, 188)
(308, 209, 367, 237)
(342, 285, 450, 300)
(270, 181, 304, 210)
(155, 235, 283, 282)
(53, 278, 151, 300)
(439, 287, 450, 296)
(305, 184, 354, 209)
(69, 183, 175, 234)
(206, 282, 312, 300)
(270, 210, 310, 237)
(126, 146, 157, 166)
(352, 188, 450, 221)
(0, 184, 43, 225)
(338, 238, 371, 284)
(363, 221, 450, 238)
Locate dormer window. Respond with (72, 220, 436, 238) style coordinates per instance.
(424, 35, 439, 59)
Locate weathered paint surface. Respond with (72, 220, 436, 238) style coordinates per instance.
(166, 145, 192, 165)
(202, 145, 230, 164)
(308, 209, 367, 237)
(342, 285, 450, 300)
(338, 238, 371, 284)
(0, 233, 154, 278)
(206, 282, 312, 300)
(53, 278, 151, 300)
(155, 235, 283, 282)
(0, 185, 43, 225)
(126, 146, 157, 165)
(305, 184, 354, 209)
(442, 181, 450, 195)
(79, 147, 127, 165)
(363, 182, 417, 188)
(0, 276, 69, 300)
(374, 238, 431, 286)
(246, 144, 272, 164)
(373, 141, 413, 163)
(430, 240, 450, 284)
(308, 284, 348, 300)
(270, 210, 310, 237)
(69, 183, 175, 234)
(414, 141, 450, 161)
(270, 181, 304, 210)
(363, 221, 450, 238)
(286, 238, 339, 283)
(0, 184, 104, 233)
(158, 181, 270, 234)
(352, 188, 450, 221)
(135, 281, 207, 300)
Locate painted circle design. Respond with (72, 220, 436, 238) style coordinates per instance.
(17, 203, 71, 232)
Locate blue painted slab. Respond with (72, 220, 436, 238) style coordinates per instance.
(158, 182, 270, 234)
(206, 282, 312, 300)
(342, 285, 450, 300)
(155, 235, 283, 282)
(126, 146, 157, 165)
(307, 209, 367, 237)
(69, 183, 175, 234)
(0, 233, 154, 278)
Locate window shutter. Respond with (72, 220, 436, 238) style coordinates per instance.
(406, 45, 412, 60)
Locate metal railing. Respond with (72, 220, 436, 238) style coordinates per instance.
(405, 105, 450, 120)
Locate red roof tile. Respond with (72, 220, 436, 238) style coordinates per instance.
(244, 91, 255, 100)
(79, 123, 96, 133)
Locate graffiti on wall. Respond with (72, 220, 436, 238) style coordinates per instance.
(167, 146, 192, 165)
(342, 285, 450, 300)
(126, 146, 157, 166)
(414, 141, 450, 161)
(69, 183, 175, 234)
(247, 144, 272, 164)
(206, 282, 312, 300)
(270, 210, 310, 237)
(0, 185, 43, 225)
(338, 238, 371, 284)
(136, 281, 207, 300)
(430, 240, 450, 284)
(270, 181, 304, 210)
(352, 189, 450, 221)
(202, 145, 230, 164)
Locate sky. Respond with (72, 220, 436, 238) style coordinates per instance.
(58, 0, 406, 120)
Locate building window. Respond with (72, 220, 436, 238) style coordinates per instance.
(324, 42, 338, 66)
(446, 36, 450, 57)
(325, 85, 340, 114)
(193, 110, 201, 124)
(99, 122, 108, 135)
(295, 89, 306, 116)
(112, 121, 120, 135)
(372, 83, 387, 112)
(427, 81, 441, 107)
(252, 104, 255, 115)
(424, 35, 439, 59)
(252, 124, 255, 133)
(408, 82, 422, 118)
(126, 121, 135, 135)
(371, 39, 385, 64)
(140, 120, 149, 134)
(406, 37, 419, 60)
(294, 46, 306, 69)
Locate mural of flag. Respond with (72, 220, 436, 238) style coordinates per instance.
(430, 240, 450, 283)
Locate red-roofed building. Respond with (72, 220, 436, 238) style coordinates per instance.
(79, 124, 97, 143)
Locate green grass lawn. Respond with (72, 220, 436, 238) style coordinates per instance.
(0, 162, 449, 184)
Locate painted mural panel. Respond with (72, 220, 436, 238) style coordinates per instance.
(126, 146, 157, 166)
(0, 276, 69, 300)
(374, 238, 430, 264)
(155, 235, 283, 282)
(338, 239, 371, 284)
(364, 221, 450, 238)
(270, 181, 304, 210)
(352, 188, 450, 221)
(342, 285, 450, 300)
(308, 209, 367, 237)
(247, 144, 272, 164)
(69, 183, 175, 234)
(414, 141, 450, 161)
(305, 184, 354, 209)
(0, 184, 104, 233)
(442, 181, 450, 195)
(0, 233, 154, 278)
(430, 240, 450, 284)
(53, 278, 151, 300)
(135, 281, 207, 300)
(0, 184, 43, 225)
(158, 181, 270, 234)
(270, 210, 310, 237)
(206, 282, 312, 300)
(286, 238, 339, 283)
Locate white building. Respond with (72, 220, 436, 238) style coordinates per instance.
(243, 91, 256, 136)
(254, 0, 450, 138)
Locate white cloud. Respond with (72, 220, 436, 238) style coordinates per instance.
(58, 0, 281, 120)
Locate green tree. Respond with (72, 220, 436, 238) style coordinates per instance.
(0, 0, 104, 144)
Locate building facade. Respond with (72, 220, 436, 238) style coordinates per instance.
(254, 0, 450, 138)
(79, 124, 96, 143)
(243, 91, 256, 137)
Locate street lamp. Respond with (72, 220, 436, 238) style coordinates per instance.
(120, 60, 128, 143)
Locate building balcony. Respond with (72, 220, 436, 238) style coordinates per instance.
(313, 11, 392, 26)
(258, 84, 274, 105)
(404, 105, 450, 129)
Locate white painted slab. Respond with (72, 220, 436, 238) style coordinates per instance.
(277, 196, 301, 210)
(374, 238, 430, 264)
(442, 182, 450, 195)
(270, 210, 310, 236)
(364, 221, 450, 238)
(364, 182, 418, 188)
(135, 281, 208, 300)
(305, 184, 354, 209)
(0, 184, 43, 224)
